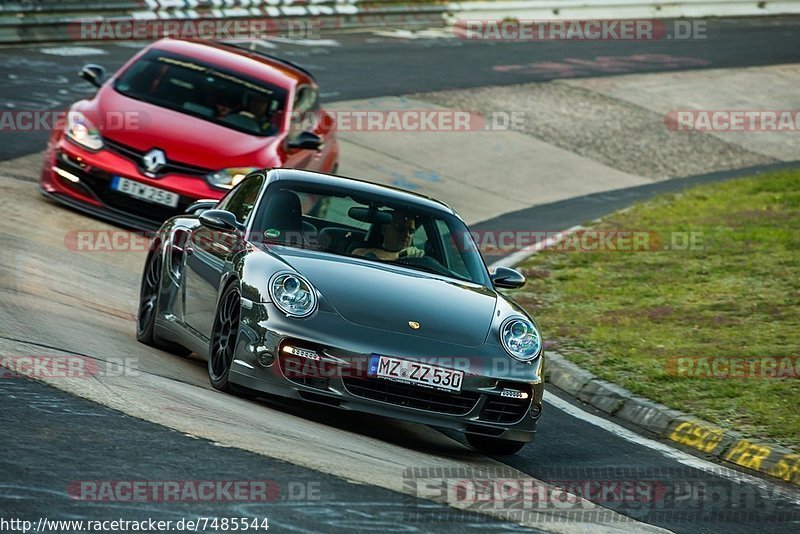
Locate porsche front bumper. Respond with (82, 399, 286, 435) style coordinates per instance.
(228, 302, 544, 443)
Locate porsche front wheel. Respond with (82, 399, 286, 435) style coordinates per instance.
(209, 283, 241, 392)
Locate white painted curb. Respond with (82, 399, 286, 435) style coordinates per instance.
(448, 0, 800, 21)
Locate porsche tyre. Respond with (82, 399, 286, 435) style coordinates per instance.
(208, 283, 259, 399)
(208, 282, 242, 392)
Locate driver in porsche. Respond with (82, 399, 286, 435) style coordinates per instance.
(352, 210, 425, 261)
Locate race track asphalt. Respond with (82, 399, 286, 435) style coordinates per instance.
(2, 18, 799, 533)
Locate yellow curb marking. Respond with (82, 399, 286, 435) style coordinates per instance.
(767, 453, 800, 485)
(668, 421, 724, 453)
(725, 440, 772, 471)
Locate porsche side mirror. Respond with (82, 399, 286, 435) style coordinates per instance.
(79, 64, 106, 88)
(185, 199, 218, 215)
(199, 210, 242, 232)
(287, 131, 322, 150)
(491, 266, 526, 289)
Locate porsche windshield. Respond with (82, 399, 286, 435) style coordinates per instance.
(114, 50, 287, 136)
(251, 184, 491, 286)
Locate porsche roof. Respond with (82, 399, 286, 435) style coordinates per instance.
(267, 168, 456, 216)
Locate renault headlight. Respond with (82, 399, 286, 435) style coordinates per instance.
(269, 272, 317, 318)
(206, 167, 258, 190)
(500, 317, 542, 362)
(65, 111, 103, 151)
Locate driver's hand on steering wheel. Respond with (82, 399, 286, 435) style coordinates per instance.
(398, 246, 424, 259)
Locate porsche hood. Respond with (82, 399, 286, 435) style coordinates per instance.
(275, 250, 497, 347)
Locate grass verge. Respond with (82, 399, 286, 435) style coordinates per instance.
(510, 169, 800, 450)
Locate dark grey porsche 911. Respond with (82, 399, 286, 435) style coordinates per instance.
(136, 168, 544, 454)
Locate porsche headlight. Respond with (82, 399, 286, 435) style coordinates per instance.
(206, 167, 258, 190)
(65, 111, 103, 151)
(500, 317, 541, 362)
(269, 273, 317, 318)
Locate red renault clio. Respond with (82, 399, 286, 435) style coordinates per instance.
(39, 38, 338, 230)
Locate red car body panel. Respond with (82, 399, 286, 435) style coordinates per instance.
(40, 39, 338, 230)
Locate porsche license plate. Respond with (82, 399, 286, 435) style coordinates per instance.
(368, 355, 463, 392)
(111, 176, 179, 207)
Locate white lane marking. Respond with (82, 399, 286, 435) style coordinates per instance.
(372, 28, 455, 40)
(488, 225, 584, 269)
(544, 392, 800, 505)
(266, 37, 341, 47)
(40, 47, 108, 57)
(222, 39, 277, 50)
(373, 29, 419, 40)
(416, 28, 457, 39)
